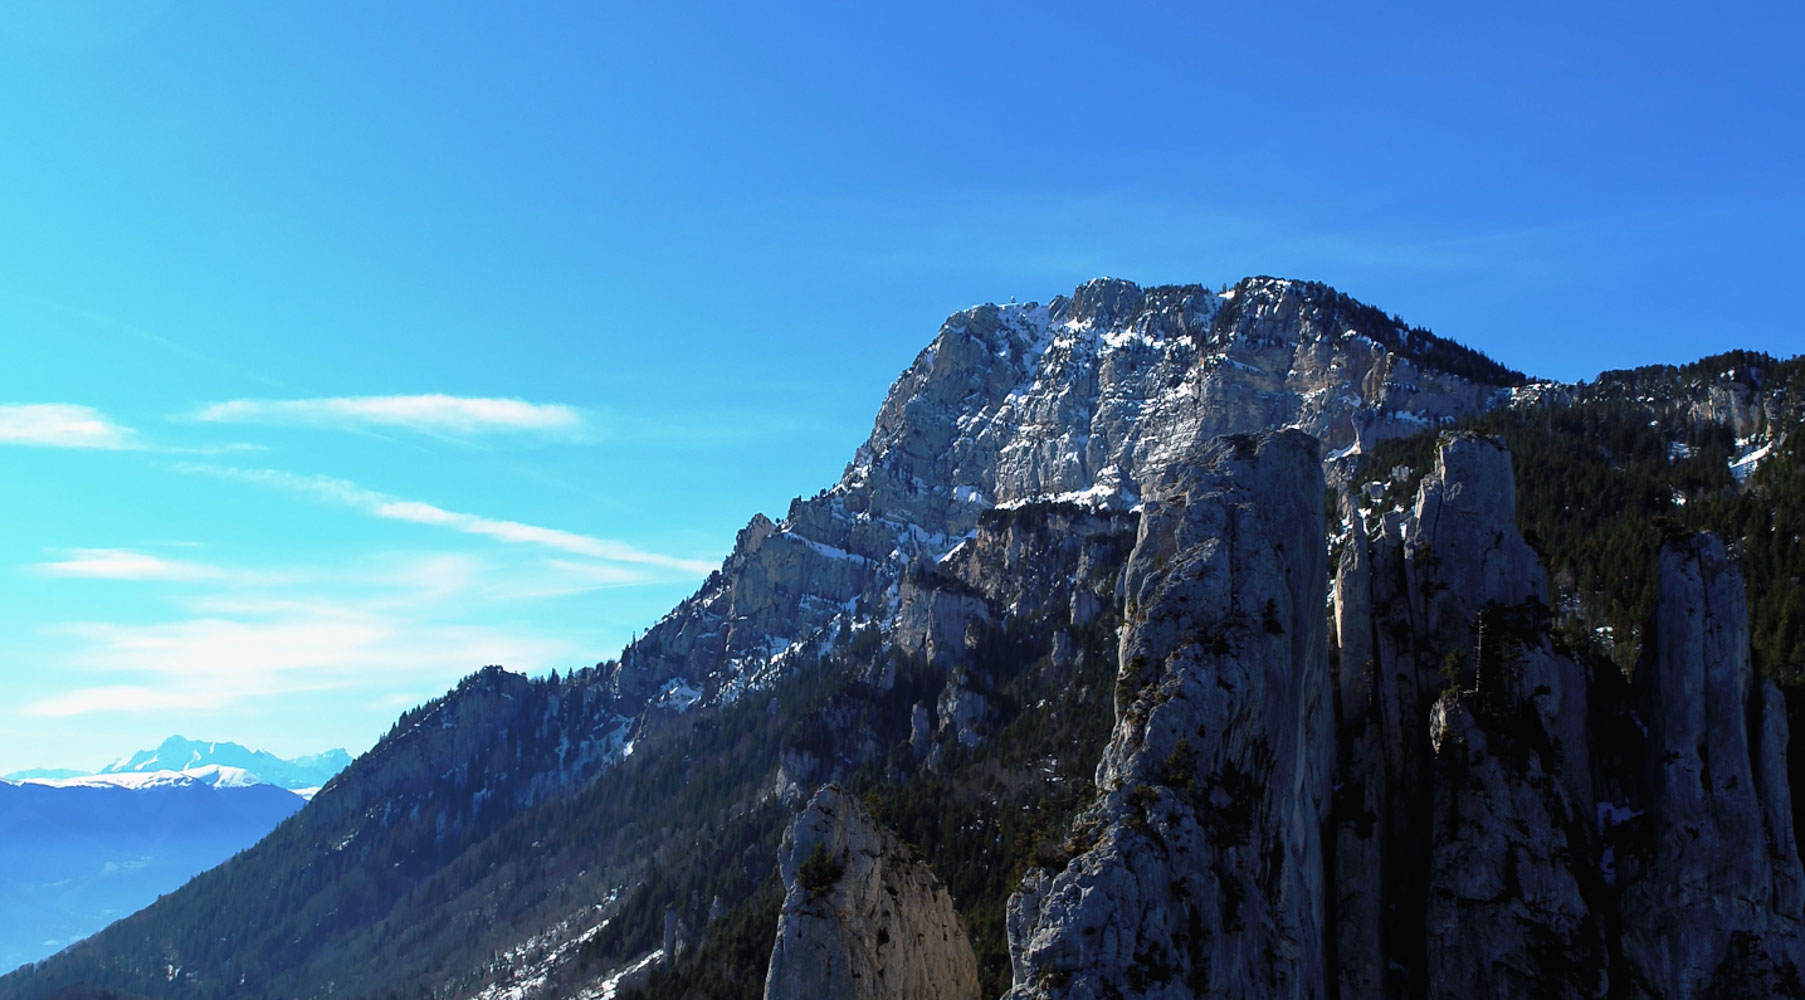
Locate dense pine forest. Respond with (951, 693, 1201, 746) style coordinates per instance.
(1359, 351, 1805, 683)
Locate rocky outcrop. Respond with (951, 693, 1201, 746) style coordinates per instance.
(1328, 433, 1606, 996)
(1330, 505, 1386, 999)
(612, 277, 1518, 723)
(942, 503, 1137, 629)
(1616, 535, 1805, 997)
(1327, 434, 1805, 998)
(1422, 641, 1605, 999)
(934, 675, 989, 748)
(610, 512, 873, 710)
(764, 785, 980, 1000)
(1005, 430, 1330, 999)
(1408, 439, 1604, 998)
(894, 581, 990, 672)
(1404, 434, 1548, 652)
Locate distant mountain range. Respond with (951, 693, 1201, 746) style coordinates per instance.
(95, 736, 351, 792)
(4, 736, 351, 793)
(0, 739, 351, 974)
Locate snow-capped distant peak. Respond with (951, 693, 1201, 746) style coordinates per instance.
(85, 735, 352, 790)
(23, 764, 277, 792)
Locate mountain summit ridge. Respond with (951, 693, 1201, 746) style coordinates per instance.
(608, 275, 1523, 717)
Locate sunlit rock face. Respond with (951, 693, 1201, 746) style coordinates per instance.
(613, 277, 1514, 727)
(765, 784, 980, 1000)
(1004, 430, 1332, 1000)
(989, 428, 1804, 1000)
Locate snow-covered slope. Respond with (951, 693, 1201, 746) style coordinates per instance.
(25, 764, 270, 792)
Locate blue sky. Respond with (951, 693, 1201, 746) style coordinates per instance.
(2, 1, 1800, 771)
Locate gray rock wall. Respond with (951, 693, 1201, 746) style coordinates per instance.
(1326, 433, 1608, 996)
(765, 785, 980, 1000)
(865, 429, 1805, 1000)
(612, 278, 1511, 720)
(1004, 430, 1330, 999)
(1329, 436, 1805, 999)
(1616, 536, 1805, 997)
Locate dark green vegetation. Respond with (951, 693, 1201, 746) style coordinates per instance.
(1359, 351, 1805, 878)
(1359, 351, 1805, 683)
(796, 843, 844, 897)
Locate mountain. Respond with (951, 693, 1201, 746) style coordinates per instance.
(2, 276, 1801, 1000)
(25, 764, 276, 792)
(604, 276, 1521, 718)
(0, 770, 307, 975)
(94, 737, 351, 792)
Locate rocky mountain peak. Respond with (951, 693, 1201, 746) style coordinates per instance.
(612, 277, 1520, 719)
(1060, 276, 1146, 328)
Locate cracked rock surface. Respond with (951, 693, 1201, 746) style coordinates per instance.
(765, 785, 980, 1000)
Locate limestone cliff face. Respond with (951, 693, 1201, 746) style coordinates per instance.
(1616, 536, 1805, 997)
(764, 785, 980, 1000)
(1326, 436, 1805, 999)
(1329, 434, 1604, 997)
(997, 431, 1805, 1000)
(777, 497, 1138, 795)
(1423, 651, 1605, 999)
(1004, 430, 1331, 999)
(609, 277, 1517, 717)
(1404, 433, 1548, 651)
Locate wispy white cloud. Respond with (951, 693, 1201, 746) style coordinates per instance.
(192, 394, 586, 438)
(0, 404, 139, 449)
(175, 464, 717, 575)
(25, 686, 216, 718)
(372, 500, 701, 569)
(17, 459, 715, 723)
(24, 611, 584, 717)
(34, 548, 226, 582)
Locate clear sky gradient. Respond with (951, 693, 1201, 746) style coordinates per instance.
(2, 1, 1800, 771)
